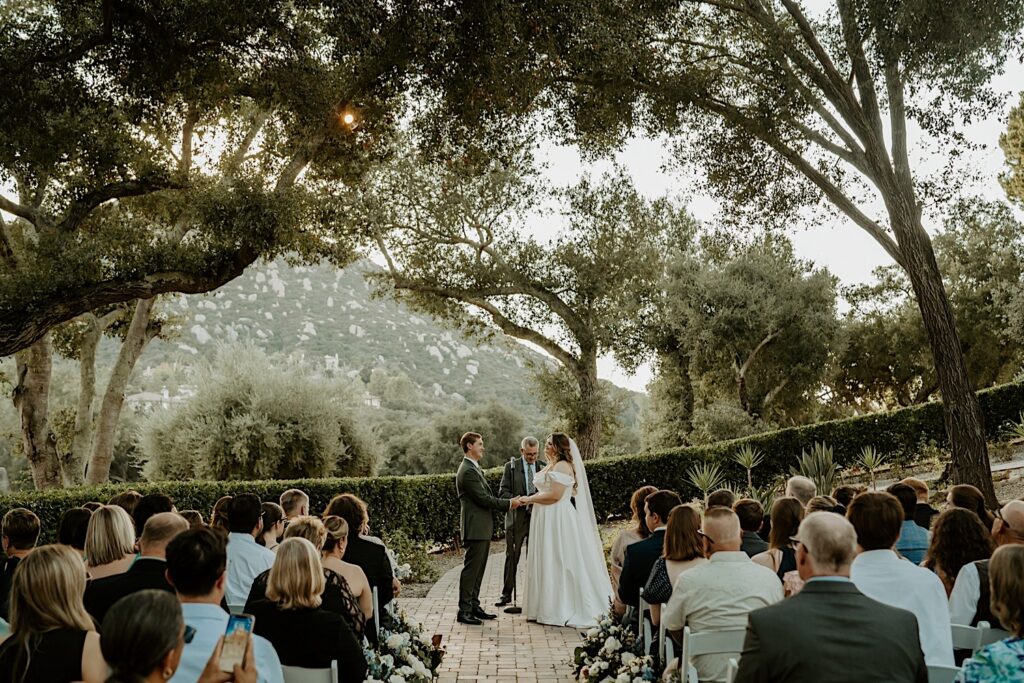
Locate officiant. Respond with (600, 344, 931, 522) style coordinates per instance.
(495, 436, 545, 607)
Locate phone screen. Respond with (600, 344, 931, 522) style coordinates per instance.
(220, 614, 255, 672)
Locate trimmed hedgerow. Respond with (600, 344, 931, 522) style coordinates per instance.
(4, 381, 1023, 545)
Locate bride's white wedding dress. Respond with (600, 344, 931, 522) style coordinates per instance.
(524, 457, 612, 627)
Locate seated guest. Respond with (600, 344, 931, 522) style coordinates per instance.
(734, 499, 768, 557)
(956, 545, 1024, 683)
(609, 485, 658, 593)
(807, 495, 842, 514)
(179, 509, 205, 529)
(950, 500, 1024, 628)
(643, 504, 706, 626)
(0, 545, 107, 683)
(279, 488, 310, 522)
(888, 482, 930, 564)
(82, 501, 104, 512)
(225, 493, 276, 607)
(617, 489, 682, 612)
(133, 493, 175, 538)
(734, 512, 927, 683)
(84, 512, 189, 623)
(107, 490, 143, 517)
(324, 493, 397, 617)
(948, 484, 995, 528)
(752, 497, 804, 590)
(258, 502, 286, 551)
(785, 475, 816, 507)
(85, 504, 137, 580)
(0, 507, 40, 620)
(831, 485, 861, 510)
(322, 515, 373, 633)
(849, 492, 954, 666)
(57, 507, 92, 556)
(663, 507, 783, 681)
(706, 488, 735, 509)
(210, 495, 232, 532)
(166, 527, 283, 683)
(902, 477, 939, 530)
(248, 538, 367, 680)
(922, 508, 993, 595)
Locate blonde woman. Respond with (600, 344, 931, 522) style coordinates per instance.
(322, 516, 372, 632)
(0, 545, 107, 682)
(85, 505, 137, 579)
(248, 538, 366, 680)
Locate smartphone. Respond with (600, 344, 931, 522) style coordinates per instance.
(219, 613, 255, 672)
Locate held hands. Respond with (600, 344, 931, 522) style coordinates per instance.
(510, 496, 530, 509)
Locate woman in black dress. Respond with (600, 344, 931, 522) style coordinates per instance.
(752, 496, 804, 587)
(0, 544, 107, 683)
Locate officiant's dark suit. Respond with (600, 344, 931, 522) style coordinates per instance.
(456, 435, 512, 624)
(496, 453, 546, 604)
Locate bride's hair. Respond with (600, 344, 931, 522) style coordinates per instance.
(548, 433, 577, 494)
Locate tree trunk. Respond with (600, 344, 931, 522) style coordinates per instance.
(12, 335, 62, 489)
(64, 315, 102, 485)
(573, 353, 602, 461)
(86, 298, 156, 484)
(892, 207, 996, 506)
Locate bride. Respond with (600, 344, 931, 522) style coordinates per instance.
(520, 432, 612, 627)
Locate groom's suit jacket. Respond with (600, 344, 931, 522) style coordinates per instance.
(456, 457, 512, 542)
(498, 457, 546, 532)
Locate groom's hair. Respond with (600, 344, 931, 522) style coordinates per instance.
(460, 432, 482, 453)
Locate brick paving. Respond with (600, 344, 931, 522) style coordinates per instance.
(398, 551, 579, 682)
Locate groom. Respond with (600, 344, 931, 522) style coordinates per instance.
(456, 431, 522, 625)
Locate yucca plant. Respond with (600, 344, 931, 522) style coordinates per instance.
(687, 461, 726, 507)
(733, 445, 765, 491)
(748, 484, 779, 513)
(856, 445, 887, 491)
(792, 442, 838, 497)
(1003, 412, 1024, 444)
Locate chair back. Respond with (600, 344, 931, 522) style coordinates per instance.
(926, 664, 961, 683)
(227, 604, 245, 615)
(725, 658, 739, 683)
(281, 661, 339, 683)
(372, 586, 381, 641)
(658, 618, 676, 664)
(681, 626, 747, 683)
(977, 621, 1011, 648)
(638, 588, 653, 656)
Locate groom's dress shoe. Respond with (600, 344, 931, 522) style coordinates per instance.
(472, 608, 497, 620)
(494, 597, 511, 607)
(457, 612, 482, 625)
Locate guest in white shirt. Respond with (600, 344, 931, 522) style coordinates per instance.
(663, 507, 784, 682)
(848, 492, 954, 666)
(166, 527, 283, 683)
(949, 500, 1024, 627)
(225, 493, 276, 607)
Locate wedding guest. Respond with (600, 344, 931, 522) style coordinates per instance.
(609, 485, 658, 593)
(785, 476, 816, 507)
(85, 504, 137, 580)
(923, 508, 993, 595)
(707, 488, 736, 509)
(0, 507, 40, 620)
(948, 484, 995, 528)
(82, 501, 104, 512)
(0, 545, 107, 683)
(831, 485, 861, 509)
(734, 499, 768, 557)
(806, 495, 842, 514)
(663, 507, 783, 681)
(322, 515, 373, 633)
(107, 490, 143, 517)
(179, 509, 205, 529)
(258, 503, 286, 551)
(849, 492, 954, 666)
(902, 477, 939, 529)
(618, 489, 682, 613)
(281, 515, 327, 549)
(752, 497, 804, 584)
(643, 504, 706, 626)
(950, 500, 1024, 628)
(84, 512, 189, 623)
(956, 545, 1024, 683)
(133, 493, 175, 538)
(734, 513, 927, 683)
(324, 493, 396, 618)
(888, 482, 930, 564)
(279, 488, 310, 522)
(210, 495, 232, 532)
(248, 538, 367, 680)
(225, 493, 276, 607)
(57, 507, 92, 555)
(166, 527, 283, 683)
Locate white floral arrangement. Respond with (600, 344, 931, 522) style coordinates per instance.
(574, 608, 659, 683)
(386, 547, 414, 581)
(365, 609, 445, 682)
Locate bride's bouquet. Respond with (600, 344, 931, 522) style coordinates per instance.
(364, 610, 445, 682)
(573, 606, 659, 683)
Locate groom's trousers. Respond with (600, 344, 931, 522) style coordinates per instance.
(459, 539, 489, 614)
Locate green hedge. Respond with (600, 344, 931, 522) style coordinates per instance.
(4, 381, 1023, 545)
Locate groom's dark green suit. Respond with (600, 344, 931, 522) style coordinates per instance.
(456, 456, 512, 617)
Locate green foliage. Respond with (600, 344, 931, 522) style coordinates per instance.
(1002, 91, 1024, 206)
(1003, 412, 1024, 443)
(733, 445, 764, 491)
(381, 529, 439, 584)
(686, 462, 725, 506)
(140, 345, 379, 481)
(792, 443, 838, 497)
(856, 446, 888, 491)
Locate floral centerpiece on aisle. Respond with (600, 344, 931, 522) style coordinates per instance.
(574, 607, 659, 682)
(365, 610, 445, 682)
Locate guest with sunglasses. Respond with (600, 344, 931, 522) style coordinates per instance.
(950, 500, 1024, 630)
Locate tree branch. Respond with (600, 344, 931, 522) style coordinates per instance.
(0, 194, 42, 227)
(58, 178, 185, 233)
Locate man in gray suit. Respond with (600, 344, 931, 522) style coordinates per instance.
(734, 512, 927, 683)
(495, 436, 545, 607)
(455, 432, 522, 625)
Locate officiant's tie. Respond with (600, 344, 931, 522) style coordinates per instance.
(526, 463, 535, 495)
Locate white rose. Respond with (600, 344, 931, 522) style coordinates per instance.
(587, 627, 601, 638)
(604, 637, 621, 653)
(387, 676, 405, 683)
(386, 634, 404, 649)
(380, 654, 395, 668)
(620, 652, 636, 665)
(616, 674, 631, 683)
(399, 665, 414, 676)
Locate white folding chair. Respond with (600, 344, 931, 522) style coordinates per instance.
(951, 623, 983, 653)
(372, 586, 381, 641)
(281, 661, 339, 683)
(227, 604, 245, 615)
(638, 588, 653, 656)
(926, 664, 961, 683)
(658, 618, 676, 665)
(680, 626, 748, 683)
(977, 621, 1011, 648)
(726, 657, 739, 683)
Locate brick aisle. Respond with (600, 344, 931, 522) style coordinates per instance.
(397, 551, 579, 682)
